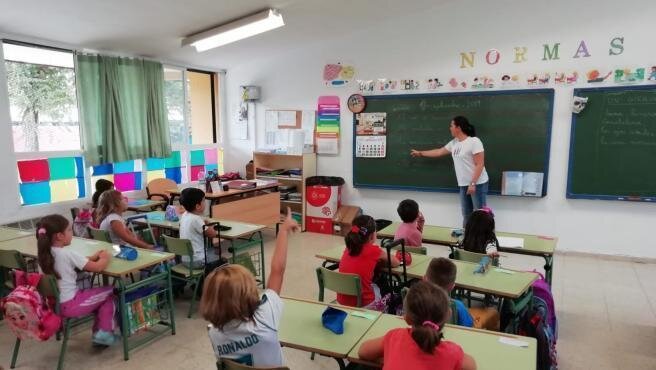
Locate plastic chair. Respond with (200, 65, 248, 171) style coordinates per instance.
(10, 274, 94, 370)
(217, 359, 289, 370)
(163, 235, 205, 318)
(316, 267, 362, 307)
(0, 250, 28, 320)
(88, 227, 112, 243)
(146, 178, 177, 206)
(448, 299, 460, 325)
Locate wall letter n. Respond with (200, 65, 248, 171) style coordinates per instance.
(460, 52, 475, 68)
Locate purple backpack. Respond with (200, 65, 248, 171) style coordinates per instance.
(531, 271, 557, 340)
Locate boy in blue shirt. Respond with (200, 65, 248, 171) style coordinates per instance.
(424, 257, 474, 327)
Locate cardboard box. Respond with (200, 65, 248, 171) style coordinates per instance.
(306, 185, 341, 219)
(332, 205, 363, 236)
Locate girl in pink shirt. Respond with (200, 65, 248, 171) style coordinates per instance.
(358, 281, 477, 370)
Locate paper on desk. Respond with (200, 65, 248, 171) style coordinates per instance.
(497, 236, 524, 248)
(351, 311, 377, 320)
(495, 268, 516, 274)
(499, 337, 529, 347)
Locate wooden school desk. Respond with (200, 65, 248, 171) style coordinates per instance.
(279, 297, 381, 370)
(126, 199, 166, 212)
(347, 313, 537, 370)
(0, 227, 32, 242)
(167, 182, 280, 225)
(378, 222, 557, 284)
(132, 211, 268, 286)
(315, 245, 537, 300)
(0, 236, 176, 361)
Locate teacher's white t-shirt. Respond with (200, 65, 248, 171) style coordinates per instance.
(445, 136, 489, 187)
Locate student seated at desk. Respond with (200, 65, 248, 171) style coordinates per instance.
(359, 281, 477, 370)
(394, 199, 425, 247)
(179, 188, 220, 269)
(91, 179, 114, 209)
(337, 215, 400, 309)
(200, 208, 299, 367)
(462, 208, 499, 257)
(36, 215, 118, 346)
(97, 190, 154, 249)
(425, 258, 474, 328)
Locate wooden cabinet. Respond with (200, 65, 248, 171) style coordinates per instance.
(253, 152, 317, 231)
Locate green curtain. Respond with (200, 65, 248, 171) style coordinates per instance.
(76, 54, 171, 166)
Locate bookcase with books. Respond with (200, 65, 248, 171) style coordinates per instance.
(253, 152, 317, 231)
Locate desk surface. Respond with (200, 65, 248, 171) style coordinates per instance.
(0, 236, 173, 277)
(347, 314, 537, 370)
(279, 297, 381, 358)
(127, 199, 166, 211)
(0, 227, 32, 242)
(315, 245, 537, 299)
(133, 211, 266, 239)
(378, 222, 557, 256)
(168, 182, 279, 199)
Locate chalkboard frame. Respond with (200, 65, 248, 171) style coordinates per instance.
(567, 85, 656, 202)
(352, 89, 555, 196)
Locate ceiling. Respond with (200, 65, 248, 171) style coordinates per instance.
(0, 0, 454, 70)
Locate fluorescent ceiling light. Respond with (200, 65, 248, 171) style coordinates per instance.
(182, 9, 284, 52)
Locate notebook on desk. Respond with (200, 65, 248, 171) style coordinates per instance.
(227, 180, 257, 190)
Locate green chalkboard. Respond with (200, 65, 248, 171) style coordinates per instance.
(353, 89, 554, 194)
(567, 85, 656, 202)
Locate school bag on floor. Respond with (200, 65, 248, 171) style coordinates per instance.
(531, 271, 558, 339)
(0, 271, 61, 341)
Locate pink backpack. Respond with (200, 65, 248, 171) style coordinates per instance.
(0, 271, 61, 341)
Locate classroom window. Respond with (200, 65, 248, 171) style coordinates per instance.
(144, 150, 188, 184)
(187, 70, 217, 145)
(3, 41, 80, 152)
(16, 156, 85, 206)
(91, 160, 143, 193)
(164, 67, 186, 146)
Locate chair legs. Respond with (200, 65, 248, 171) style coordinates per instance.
(10, 337, 20, 368)
(57, 319, 72, 370)
(188, 276, 202, 318)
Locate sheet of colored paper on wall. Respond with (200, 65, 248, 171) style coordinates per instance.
(114, 172, 141, 192)
(316, 135, 339, 155)
(48, 157, 77, 180)
(165, 167, 183, 184)
(17, 159, 50, 183)
(50, 179, 80, 202)
(190, 150, 205, 166)
(164, 151, 182, 168)
(113, 160, 136, 174)
(20, 181, 51, 205)
(190, 165, 205, 182)
(146, 170, 166, 183)
(204, 148, 218, 165)
(92, 163, 113, 176)
(146, 158, 166, 171)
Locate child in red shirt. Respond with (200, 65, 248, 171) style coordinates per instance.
(337, 215, 400, 308)
(358, 281, 477, 370)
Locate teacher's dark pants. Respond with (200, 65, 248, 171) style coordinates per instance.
(459, 182, 488, 227)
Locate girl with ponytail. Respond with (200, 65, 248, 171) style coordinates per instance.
(36, 214, 118, 346)
(358, 280, 477, 370)
(337, 215, 400, 308)
(410, 115, 490, 227)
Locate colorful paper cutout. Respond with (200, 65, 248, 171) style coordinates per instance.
(114, 172, 141, 192)
(20, 182, 51, 205)
(146, 158, 165, 171)
(146, 170, 166, 183)
(205, 164, 218, 173)
(92, 163, 113, 176)
(614, 68, 645, 83)
(204, 149, 218, 165)
(190, 150, 205, 166)
(50, 179, 79, 202)
(165, 168, 183, 184)
(164, 151, 182, 168)
(586, 70, 612, 83)
(48, 157, 76, 180)
(17, 159, 50, 183)
(113, 161, 136, 174)
(323, 63, 355, 86)
(190, 165, 205, 182)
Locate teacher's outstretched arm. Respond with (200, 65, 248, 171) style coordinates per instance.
(410, 147, 449, 158)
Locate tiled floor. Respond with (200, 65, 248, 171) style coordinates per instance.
(1, 230, 655, 370)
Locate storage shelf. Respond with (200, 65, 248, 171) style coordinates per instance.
(258, 175, 303, 182)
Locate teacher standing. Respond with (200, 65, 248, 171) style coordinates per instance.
(410, 116, 489, 226)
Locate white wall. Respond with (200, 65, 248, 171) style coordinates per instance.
(223, 0, 656, 258)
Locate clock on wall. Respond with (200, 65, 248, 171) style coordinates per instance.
(347, 94, 366, 113)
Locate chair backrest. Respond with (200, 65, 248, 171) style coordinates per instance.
(316, 267, 362, 307)
(146, 178, 177, 200)
(392, 245, 427, 255)
(162, 235, 194, 259)
(218, 359, 289, 370)
(37, 274, 60, 301)
(453, 249, 499, 267)
(70, 207, 80, 220)
(0, 250, 27, 271)
(88, 227, 112, 243)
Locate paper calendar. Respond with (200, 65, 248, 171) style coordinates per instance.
(356, 136, 386, 158)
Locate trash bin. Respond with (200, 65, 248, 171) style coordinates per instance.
(305, 176, 345, 234)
